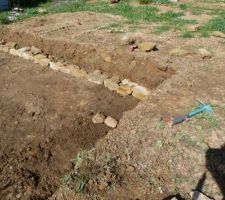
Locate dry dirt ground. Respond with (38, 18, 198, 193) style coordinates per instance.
(0, 6, 225, 200)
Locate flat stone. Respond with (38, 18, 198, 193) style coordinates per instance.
(9, 48, 19, 56)
(70, 67, 87, 78)
(198, 48, 212, 59)
(121, 79, 138, 88)
(104, 116, 118, 128)
(87, 70, 108, 85)
(138, 42, 156, 52)
(101, 53, 112, 63)
(39, 58, 50, 67)
(6, 42, 17, 49)
(111, 75, 120, 84)
(169, 48, 188, 56)
(132, 85, 149, 100)
(190, 191, 213, 200)
(104, 78, 119, 91)
(2, 46, 10, 53)
(116, 84, 132, 96)
(212, 31, 225, 38)
(92, 112, 106, 124)
(31, 46, 42, 55)
(49, 62, 61, 71)
(33, 54, 47, 63)
(21, 52, 34, 60)
(58, 66, 71, 74)
(186, 24, 200, 32)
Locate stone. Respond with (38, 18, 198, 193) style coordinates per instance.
(31, 46, 42, 55)
(70, 67, 87, 78)
(157, 65, 168, 71)
(169, 48, 188, 56)
(212, 31, 225, 39)
(21, 52, 34, 60)
(6, 42, 17, 49)
(33, 54, 47, 63)
(101, 53, 112, 62)
(0, 39, 6, 45)
(198, 48, 212, 59)
(126, 165, 135, 172)
(104, 78, 119, 91)
(87, 70, 108, 85)
(92, 112, 106, 124)
(58, 66, 71, 74)
(9, 48, 19, 56)
(49, 62, 61, 71)
(98, 181, 108, 190)
(121, 79, 138, 88)
(186, 24, 200, 32)
(138, 42, 156, 52)
(111, 75, 120, 84)
(132, 85, 149, 100)
(190, 191, 213, 200)
(33, 54, 50, 66)
(39, 58, 50, 67)
(104, 116, 118, 128)
(116, 84, 132, 96)
(2, 46, 10, 53)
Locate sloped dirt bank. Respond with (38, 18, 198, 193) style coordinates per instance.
(0, 12, 174, 89)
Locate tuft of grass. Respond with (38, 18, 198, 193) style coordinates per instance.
(138, 0, 170, 4)
(71, 151, 87, 170)
(62, 173, 75, 188)
(0, 12, 10, 25)
(156, 139, 164, 149)
(155, 24, 172, 33)
(199, 11, 225, 36)
(181, 31, 194, 38)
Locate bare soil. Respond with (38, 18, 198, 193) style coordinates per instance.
(0, 8, 225, 200)
(0, 51, 138, 199)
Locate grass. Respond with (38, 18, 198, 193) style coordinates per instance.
(138, 0, 171, 4)
(181, 31, 194, 38)
(199, 11, 225, 36)
(0, 12, 10, 24)
(6, 0, 195, 32)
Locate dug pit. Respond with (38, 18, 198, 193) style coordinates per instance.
(0, 12, 174, 199)
(0, 12, 174, 89)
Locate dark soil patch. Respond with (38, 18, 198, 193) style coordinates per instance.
(0, 52, 138, 199)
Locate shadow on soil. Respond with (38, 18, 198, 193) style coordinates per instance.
(192, 145, 225, 200)
(163, 145, 225, 200)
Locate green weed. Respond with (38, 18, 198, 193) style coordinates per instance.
(0, 12, 10, 25)
(62, 173, 75, 188)
(138, 0, 170, 4)
(156, 139, 164, 149)
(182, 31, 194, 38)
(199, 11, 225, 36)
(71, 151, 87, 170)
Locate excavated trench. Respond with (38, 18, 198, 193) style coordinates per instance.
(0, 13, 174, 199)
